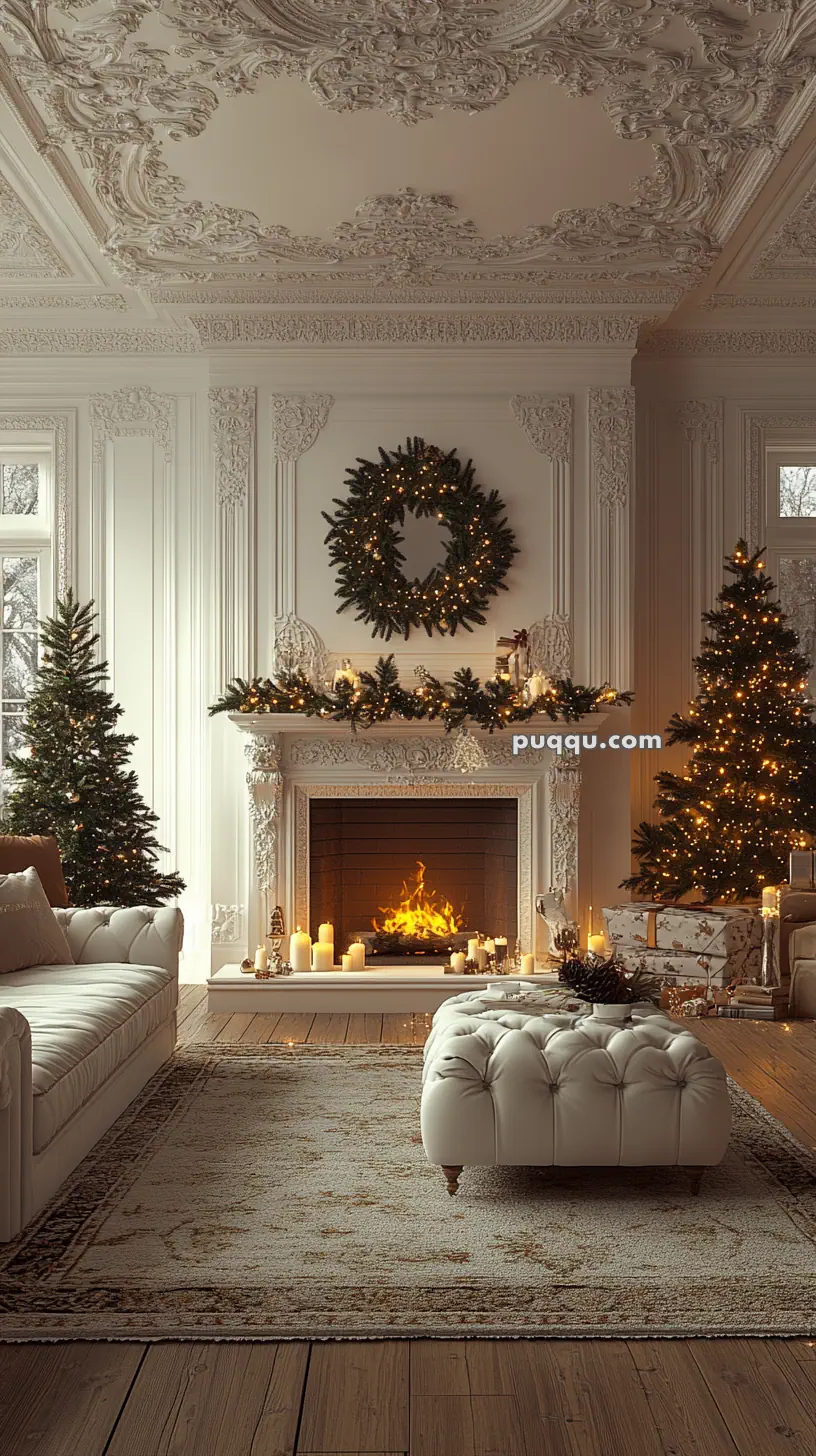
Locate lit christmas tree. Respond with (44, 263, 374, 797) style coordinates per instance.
(624, 542, 816, 901)
(1, 592, 184, 906)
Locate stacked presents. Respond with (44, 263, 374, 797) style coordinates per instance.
(602, 902, 763, 991)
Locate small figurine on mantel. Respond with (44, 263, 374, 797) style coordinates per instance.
(269, 905, 285, 938)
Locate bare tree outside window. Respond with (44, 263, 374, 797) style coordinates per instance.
(1, 555, 38, 778)
(778, 558, 816, 692)
(779, 465, 816, 517)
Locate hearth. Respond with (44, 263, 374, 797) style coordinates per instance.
(309, 797, 518, 961)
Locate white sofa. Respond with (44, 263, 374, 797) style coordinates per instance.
(0, 904, 182, 1242)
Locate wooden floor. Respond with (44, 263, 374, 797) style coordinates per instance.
(3, 987, 816, 1456)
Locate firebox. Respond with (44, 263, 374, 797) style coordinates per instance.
(309, 798, 518, 962)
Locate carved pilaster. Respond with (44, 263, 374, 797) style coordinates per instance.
(210, 387, 256, 682)
(510, 395, 573, 650)
(271, 394, 334, 679)
(510, 395, 572, 464)
(588, 387, 634, 685)
(673, 399, 724, 695)
(89, 387, 175, 469)
(211, 903, 245, 945)
(244, 733, 283, 933)
(548, 754, 581, 901)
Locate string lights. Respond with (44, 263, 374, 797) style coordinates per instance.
(624, 541, 816, 901)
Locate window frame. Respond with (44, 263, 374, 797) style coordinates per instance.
(0, 434, 56, 767)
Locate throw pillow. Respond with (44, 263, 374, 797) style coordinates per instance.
(0, 867, 74, 974)
(0, 835, 69, 907)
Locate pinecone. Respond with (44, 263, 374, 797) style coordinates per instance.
(558, 955, 630, 1004)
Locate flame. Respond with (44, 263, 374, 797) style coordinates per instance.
(373, 860, 463, 940)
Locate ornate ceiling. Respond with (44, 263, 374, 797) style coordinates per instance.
(1, 0, 816, 336)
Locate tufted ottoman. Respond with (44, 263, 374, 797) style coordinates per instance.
(420, 989, 731, 1196)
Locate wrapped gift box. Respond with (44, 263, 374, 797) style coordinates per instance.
(614, 946, 756, 989)
(604, 902, 762, 979)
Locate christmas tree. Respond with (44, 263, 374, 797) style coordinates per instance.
(624, 542, 816, 901)
(1, 592, 184, 906)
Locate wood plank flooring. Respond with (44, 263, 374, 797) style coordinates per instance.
(3, 988, 816, 1456)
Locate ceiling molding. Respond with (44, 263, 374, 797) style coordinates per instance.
(2, 0, 814, 300)
(702, 291, 816, 310)
(0, 169, 69, 278)
(751, 180, 816, 282)
(0, 327, 201, 354)
(0, 291, 128, 310)
(191, 311, 648, 346)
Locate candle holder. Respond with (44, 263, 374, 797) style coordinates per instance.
(760, 908, 781, 989)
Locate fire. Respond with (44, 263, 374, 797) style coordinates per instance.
(373, 860, 463, 940)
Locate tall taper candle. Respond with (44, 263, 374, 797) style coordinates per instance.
(289, 927, 311, 972)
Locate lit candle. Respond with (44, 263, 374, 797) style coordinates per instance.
(341, 953, 353, 972)
(761, 885, 778, 912)
(521, 953, 535, 975)
(348, 939, 366, 971)
(289, 927, 311, 972)
(494, 935, 508, 968)
(467, 937, 480, 961)
(484, 938, 496, 955)
(318, 921, 334, 944)
(254, 944, 268, 971)
(312, 941, 334, 971)
(588, 933, 606, 956)
(527, 673, 546, 701)
(450, 951, 466, 974)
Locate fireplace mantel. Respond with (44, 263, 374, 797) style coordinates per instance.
(228, 712, 607, 960)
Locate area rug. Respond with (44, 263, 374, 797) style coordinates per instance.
(3, 1043, 816, 1340)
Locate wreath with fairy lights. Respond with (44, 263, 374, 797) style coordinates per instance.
(322, 437, 517, 641)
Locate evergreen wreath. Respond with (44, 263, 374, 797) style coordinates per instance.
(322, 437, 517, 641)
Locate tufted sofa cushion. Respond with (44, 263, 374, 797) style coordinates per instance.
(0, 962, 177, 1152)
(53, 906, 183, 977)
(421, 999, 731, 1170)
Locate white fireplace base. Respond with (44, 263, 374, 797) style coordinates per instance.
(208, 966, 559, 1014)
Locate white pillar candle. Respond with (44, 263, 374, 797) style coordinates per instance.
(528, 673, 546, 700)
(318, 921, 334, 944)
(484, 938, 496, 955)
(341, 953, 353, 972)
(761, 885, 778, 911)
(476, 947, 489, 971)
(521, 953, 535, 975)
(467, 938, 480, 961)
(254, 944, 268, 971)
(289, 927, 311, 972)
(312, 941, 334, 971)
(348, 940, 366, 971)
(588, 934, 606, 956)
(450, 951, 466, 974)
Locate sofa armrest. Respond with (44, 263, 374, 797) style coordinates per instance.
(790, 922, 816, 964)
(52, 906, 184, 977)
(0, 1008, 32, 1242)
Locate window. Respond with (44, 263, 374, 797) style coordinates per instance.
(779, 465, 816, 518)
(0, 439, 54, 772)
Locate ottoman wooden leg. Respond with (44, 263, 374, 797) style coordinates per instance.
(442, 1165, 463, 1196)
(685, 1166, 706, 1196)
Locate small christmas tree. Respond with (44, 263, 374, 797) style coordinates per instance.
(624, 542, 816, 901)
(1, 592, 184, 906)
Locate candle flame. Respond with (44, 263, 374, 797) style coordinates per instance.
(373, 860, 463, 940)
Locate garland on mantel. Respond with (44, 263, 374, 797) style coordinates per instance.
(209, 655, 633, 733)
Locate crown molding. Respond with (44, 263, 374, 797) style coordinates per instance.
(0, 291, 128, 310)
(639, 327, 816, 357)
(192, 312, 647, 347)
(0, 169, 69, 279)
(0, 327, 200, 354)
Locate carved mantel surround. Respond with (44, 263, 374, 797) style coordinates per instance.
(230, 714, 606, 957)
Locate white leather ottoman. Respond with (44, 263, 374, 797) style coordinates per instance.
(420, 990, 731, 1196)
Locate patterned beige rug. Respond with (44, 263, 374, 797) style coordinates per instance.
(2, 1043, 816, 1340)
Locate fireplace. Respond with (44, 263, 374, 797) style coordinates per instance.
(309, 797, 518, 961)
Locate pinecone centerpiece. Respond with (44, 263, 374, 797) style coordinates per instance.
(558, 955, 661, 1020)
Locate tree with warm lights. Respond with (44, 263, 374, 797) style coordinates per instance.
(2, 593, 184, 906)
(624, 542, 816, 901)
